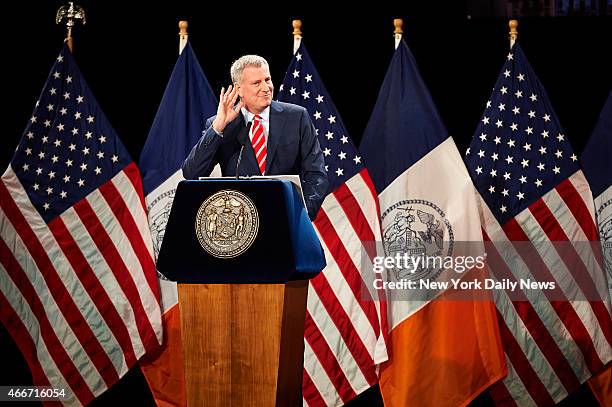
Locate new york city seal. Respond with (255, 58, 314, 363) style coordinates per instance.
(195, 190, 259, 258)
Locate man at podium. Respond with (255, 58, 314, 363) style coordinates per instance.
(182, 54, 328, 219)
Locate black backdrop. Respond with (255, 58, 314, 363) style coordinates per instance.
(1, 1, 610, 406)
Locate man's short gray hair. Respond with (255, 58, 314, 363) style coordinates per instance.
(230, 55, 269, 84)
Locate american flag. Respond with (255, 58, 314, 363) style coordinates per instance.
(277, 43, 388, 406)
(465, 42, 612, 405)
(0, 45, 162, 406)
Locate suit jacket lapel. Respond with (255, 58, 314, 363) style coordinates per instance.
(267, 101, 286, 172)
(226, 115, 260, 175)
(225, 113, 245, 139)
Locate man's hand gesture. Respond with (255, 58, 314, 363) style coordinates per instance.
(212, 85, 243, 133)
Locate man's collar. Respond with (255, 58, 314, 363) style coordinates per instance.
(241, 105, 270, 125)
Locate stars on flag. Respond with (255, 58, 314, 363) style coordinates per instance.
(11, 47, 129, 221)
(465, 43, 580, 221)
(277, 45, 365, 191)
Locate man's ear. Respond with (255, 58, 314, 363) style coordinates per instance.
(236, 84, 243, 98)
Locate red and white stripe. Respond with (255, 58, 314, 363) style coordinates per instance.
(251, 115, 267, 175)
(0, 163, 162, 406)
(303, 169, 388, 407)
(480, 170, 612, 406)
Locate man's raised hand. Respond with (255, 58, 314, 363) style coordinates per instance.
(212, 85, 244, 133)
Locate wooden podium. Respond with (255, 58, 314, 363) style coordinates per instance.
(157, 179, 325, 406)
(178, 282, 308, 406)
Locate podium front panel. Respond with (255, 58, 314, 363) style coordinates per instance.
(157, 179, 298, 283)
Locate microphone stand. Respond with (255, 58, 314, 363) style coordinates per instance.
(235, 121, 252, 179)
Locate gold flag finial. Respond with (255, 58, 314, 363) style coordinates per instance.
(393, 18, 403, 49)
(179, 20, 188, 40)
(394, 18, 404, 35)
(55, 2, 86, 52)
(509, 19, 518, 41)
(292, 20, 303, 39)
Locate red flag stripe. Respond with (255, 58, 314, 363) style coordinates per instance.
(304, 311, 357, 403)
(495, 307, 556, 406)
(0, 182, 119, 388)
(483, 228, 582, 392)
(122, 163, 147, 213)
(357, 170, 382, 232)
(112, 168, 159, 296)
(530, 194, 603, 291)
(495, 353, 538, 407)
(489, 379, 520, 407)
(47, 215, 138, 367)
(333, 183, 377, 262)
(338, 172, 390, 358)
(315, 206, 380, 332)
(503, 212, 602, 350)
(344, 172, 383, 252)
(558, 176, 599, 240)
(541, 187, 608, 283)
(99, 178, 158, 301)
(327, 185, 383, 342)
(0, 290, 53, 389)
(0, 293, 66, 407)
(309, 274, 378, 385)
(72, 198, 159, 354)
(59, 206, 147, 359)
(84, 188, 162, 343)
(0, 238, 94, 404)
(306, 287, 373, 394)
(528, 199, 612, 361)
(302, 367, 328, 407)
(350, 171, 390, 348)
(528, 198, 612, 347)
(303, 338, 341, 405)
(115, 167, 156, 264)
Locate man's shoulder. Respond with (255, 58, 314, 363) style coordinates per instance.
(272, 100, 307, 116)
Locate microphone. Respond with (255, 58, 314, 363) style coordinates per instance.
(235, 121, 252, 179)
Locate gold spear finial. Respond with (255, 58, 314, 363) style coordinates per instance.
(292, 20, 303, 54)
(394, 18, 404, 36)
(55, 2, 86, 52)
(179, 20, 188, 41)
(509, 19, 518, 41)
(394, 18, 403, 49)
(292, 20, 303, 39)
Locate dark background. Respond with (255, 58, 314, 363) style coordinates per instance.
(1, 1, 610, 406)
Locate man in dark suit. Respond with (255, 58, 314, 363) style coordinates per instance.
(182, 55, 328, 219)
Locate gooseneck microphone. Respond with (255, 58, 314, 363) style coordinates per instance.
(235, 121, 252, 179)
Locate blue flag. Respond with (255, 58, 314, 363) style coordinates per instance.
(138, 42, 217, 258)
(359, 40, 448, 194)
(359, 39, 505, 407)
(582, 91, 612, 297)
(139, 42, 217, 196)
(137, 41, 217, 407)
(582, 91, 611, 199)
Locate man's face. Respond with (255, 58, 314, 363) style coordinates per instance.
(237, 65, 274, 114)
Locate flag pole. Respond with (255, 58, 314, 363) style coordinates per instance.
(509, 19, 518, 48)
(55, 2, 86, 52)
(292, 19, 302, 54)
(179, 20, 188, 55)
(394, 18, 403, 49)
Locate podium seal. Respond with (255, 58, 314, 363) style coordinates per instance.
(195, 189, 259, 258)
